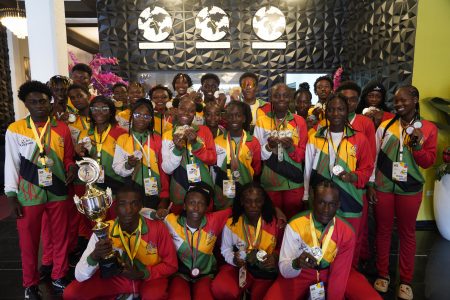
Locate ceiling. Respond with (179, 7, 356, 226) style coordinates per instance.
(0, 0, 98, 53)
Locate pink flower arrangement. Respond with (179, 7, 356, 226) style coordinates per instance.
(68, 52, 127, 97)
(333, 66, 344, 92)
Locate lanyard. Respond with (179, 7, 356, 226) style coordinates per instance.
(29, 117, 51, 168)
(243, 216, 262, 250)
(79, 115, 88, 130)
(184, 222, 203, 268)
(133, 133, 152, 177)
(272, 113, 288, 131)
(226, 132, 246, 179)
(398, 119, 414, 162)
(118, 218, 142, 265)
(93, 125, 111, 163)
(309, 213, 335, 265)
(328, 129, 345, 172)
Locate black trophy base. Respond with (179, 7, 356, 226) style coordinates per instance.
(99, 255, 122, 279)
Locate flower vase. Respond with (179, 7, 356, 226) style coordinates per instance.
(434, 174, 450, 241)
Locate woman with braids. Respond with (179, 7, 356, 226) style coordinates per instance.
(254, 83, 308, 219)
(116, 82, 146, 130)
(303, 93, 373, 260)
(113, 99, 169, 209)
(75, 96, 127, 195)
(294, 82, 316, 132)
(213, 101, 261, 209)
(211, 182, 281, 300)
(172, 73, 205, 126)
(356, 80, 395, 128)
(149, 84, 174, 135)
(368, 85, 437, 300)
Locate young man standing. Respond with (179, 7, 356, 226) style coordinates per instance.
(239, 72, 266, 129)
(4, 81, 77, 299)
(264, 180, 381, 300)
(63, 186, 177, 299)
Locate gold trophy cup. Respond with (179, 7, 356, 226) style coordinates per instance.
(73, 157, 122, 278)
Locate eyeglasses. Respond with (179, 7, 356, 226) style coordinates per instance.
(90, 106, 110, 113)
(133, 113, 152, 120)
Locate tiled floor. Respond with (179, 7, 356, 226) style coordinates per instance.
(1, 214, 450, 300)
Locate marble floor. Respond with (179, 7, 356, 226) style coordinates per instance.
(1, 213, 450, 299)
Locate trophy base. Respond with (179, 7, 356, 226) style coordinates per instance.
(100, 255, 122, 279)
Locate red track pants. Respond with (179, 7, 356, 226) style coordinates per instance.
(168, 275, 213, 300)
(211, 264, 274, 300)
(17, 200, 70, 287)
(264, 268, 381, 300)
(63, 272, 169, 300)
(267, 187, 305, 220)
(374, 191, 422, 283)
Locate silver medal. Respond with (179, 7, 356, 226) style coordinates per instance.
(256, 250, 267, 262)
(233, 170, 241, 179)
(310, 246, 323, 261)
(68, 113, 76, 123)
(413, 121, 422, 129)
(191, 268, 200, 277)
(332, 165, 344, 176)
(133, 150, 143, 160)
(406, 126, 414, 135)
(45, 156, 54, 167)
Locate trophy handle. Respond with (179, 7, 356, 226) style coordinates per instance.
(73, 195, 85, 214)
(106, 187, 113, 209)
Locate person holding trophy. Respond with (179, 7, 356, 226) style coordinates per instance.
(254, 83, 308, 219)
(4, 81, 77, 298)
(113, 99, 169, 209)
(161, 98, 217, 213)
(64, 185, 178, 300)
(211, 182, 281, 300)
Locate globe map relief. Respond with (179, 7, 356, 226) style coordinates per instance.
(195, 6, 229, 42)
(253, 6, 286, 41)
(138, 6, 173, 42)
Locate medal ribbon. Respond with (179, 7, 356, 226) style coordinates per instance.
(118, 218, 142, 265)
(29, 117, 51, 169)
(243, 216, 262, 250)
(226, 131, 246, 180)
(328, 128, 346, 176)
(398, 118, 414, 162)
(184, 223, 203, 269)
(93, 124, 111, 163)
(309, 213, 335, 265)
(133, 133, 152, 177)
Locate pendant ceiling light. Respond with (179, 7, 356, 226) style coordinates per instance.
(0, 1, 27, 39)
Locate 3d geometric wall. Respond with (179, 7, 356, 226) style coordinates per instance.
(97, 0, 417, 100)
(0, 25, 14, 135)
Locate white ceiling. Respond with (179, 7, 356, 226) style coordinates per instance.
(69, 26, 99, 44)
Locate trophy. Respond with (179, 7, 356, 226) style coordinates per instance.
(73, 157, 122, 278)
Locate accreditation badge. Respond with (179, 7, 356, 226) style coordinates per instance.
(309, 282, 326, 300)
(392, 162, 408, 182)
(144, 177, 159, 196)
(186, 163, 201, 183)
(223, 180, 236, 198)
(38, 169, 53, 187)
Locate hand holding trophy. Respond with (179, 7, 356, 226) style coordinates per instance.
(73, 157, 122, 278)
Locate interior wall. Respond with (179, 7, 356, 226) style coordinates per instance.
(345, 0, 418, 106)
(412, 0, 450, 221)
(98, 0, 349, 98)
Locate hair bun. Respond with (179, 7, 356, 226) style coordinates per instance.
(299, 82, 310, 90)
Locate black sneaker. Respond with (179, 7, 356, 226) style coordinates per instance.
(24, 285, 41, 300)
(52, 277, 70, 293)
(39, 264, 52, 281)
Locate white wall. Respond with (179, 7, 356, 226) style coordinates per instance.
(67, 44, 92, 65)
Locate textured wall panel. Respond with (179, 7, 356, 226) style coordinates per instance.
(97, 0, 417, 100)
(345, 0, 417, 105)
